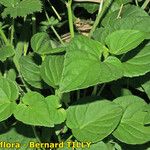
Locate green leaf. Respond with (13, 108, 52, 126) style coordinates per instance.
(13, 42, 24, 72)
(2, 0, 42, 18)
(0, 0, 18, 7)
(6, 69, 17, 81)
(102, 5, 148, 27)
(105, 30, 147, 55)
(45, 95, 66, 124)
(0, 122, 37, 150)
(19, 55, 42, 88)
(74, 3, 99, 14)
(59, 35, 123, 93)
(0, 45, 15, 62)
(40, 55, 64, 89)
(31, 32, 65, 55)
(14, 92, 66, 127)
(113, 95, 150, 144)
(123, 45, 150, 77)
(0, 77, 19, 122)
(66, 99, 123, 142)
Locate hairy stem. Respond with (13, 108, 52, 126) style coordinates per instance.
(141, 0, 150, 9)
(66, 0, 74, 38)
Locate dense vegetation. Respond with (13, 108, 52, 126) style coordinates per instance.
(0, 0, 150, 149)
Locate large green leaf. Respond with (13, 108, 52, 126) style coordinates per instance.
(0, 77, 19, 122)
(0, 122, 37, 150)
(1, 0, 42, 18)
(113, 95, 150, 144)
(19, 55, 42, 88)
(123, 45, 150, 77)
(59, 35, 123, 93)
(105, 30, 147, 55)
(66, 99, 123, 142)
(14, 92, 66, 127)
(0, 45, 15, 62)
(40, 55, 64, 89)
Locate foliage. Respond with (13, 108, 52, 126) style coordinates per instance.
(0, 0, 150, 149)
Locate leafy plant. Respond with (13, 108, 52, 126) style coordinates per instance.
(0, 0, 150, 150)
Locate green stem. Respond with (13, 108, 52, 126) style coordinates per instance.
(18, 73, 30, 92)
(141, 0, 150, 9)
(135, 0, 139, 6)
(66, 135, 73, 142)
(89, 0, 112, 38)
(66, 0, 74, 38)
(23, 42, 29, 56)
(47, 0, 62, 21)
(50, 26, 65, 45)
(32, 14, 36, 35)
(0, 27, 9, 45)
(10, 19, 15, 45)
(91, 85, 98, 96)
(32, 126, 46, 150)
(97, 84, 105, 96)
(44, 10, 64, 45)
(77, 90, 80, 99)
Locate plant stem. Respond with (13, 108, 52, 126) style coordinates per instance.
(91, 85, 98, 96)
(32, 14, 36, 35)
(117, 4, 124, 19)
(89, 0, 112, 38)
(135, 0, 139, 6)
(66, 135, 73, 142)
(50, 26, 65, 45)
(0, 27, 9, 45)
(97, 83, 105, 96)
(47, 0, 62, 21)
(66, 0, 74, 38)
(44, 10, 65, 45)
(141, 0, 150, 9)
(32, 126, 46, 150)
(77, 90, 80, 99)
(10, 19, 15, 45)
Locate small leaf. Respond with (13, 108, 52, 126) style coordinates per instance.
(0, 77, 19, 122)
(105, 30, 147, 55)
(66, 99, 123, 142)
(113, 95, 150, 144)
(0, 45, 15, 62)
(74, 3, 99, 14)
(14, 92, 66, 127)
(31, 32, 65, 55)
(60, 35, 123, 93)
(40, 55, 64, 88)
